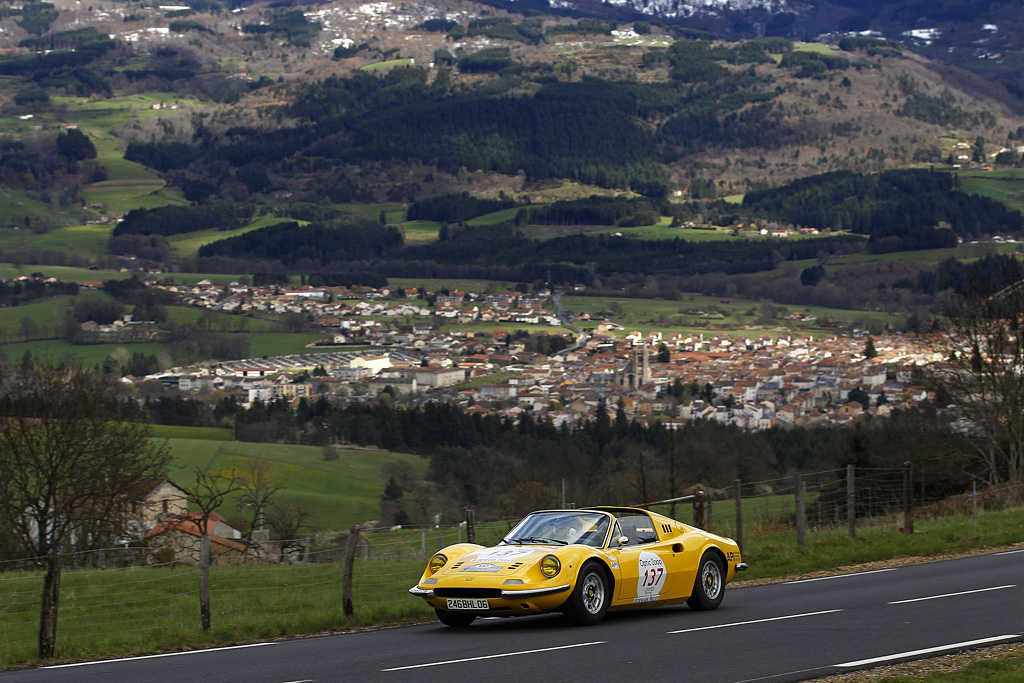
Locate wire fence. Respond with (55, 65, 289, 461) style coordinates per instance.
(0, 468, 1016, 666)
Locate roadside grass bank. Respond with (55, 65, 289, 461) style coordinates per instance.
(805, 642, 1024, 683)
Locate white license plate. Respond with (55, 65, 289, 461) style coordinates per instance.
(446, 598, 489, 610)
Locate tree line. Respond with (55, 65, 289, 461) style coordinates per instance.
(738, 169, 1024, 248)
(135, 387, 973, 525)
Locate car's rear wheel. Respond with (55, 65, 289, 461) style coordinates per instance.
(686, 552, 724, 611)
(435, 609, 476, 627)
(564, 562, 609, 626)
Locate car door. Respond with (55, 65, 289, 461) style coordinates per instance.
(607, 513, 681, 606)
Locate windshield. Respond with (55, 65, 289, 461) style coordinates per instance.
(503, 511, 611, 548)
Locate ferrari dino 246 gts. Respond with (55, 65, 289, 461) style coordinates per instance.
(410, 506, 747, 626)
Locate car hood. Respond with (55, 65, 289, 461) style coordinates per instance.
(439, 546, 554, 578)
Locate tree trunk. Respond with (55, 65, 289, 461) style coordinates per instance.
(38, 547, 61, 659)
(342, 525, 359, 617)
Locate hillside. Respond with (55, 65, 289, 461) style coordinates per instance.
(0, 0, 1020, 221)
(156, 428, 429, 531)
(0, 0, 1022, 355)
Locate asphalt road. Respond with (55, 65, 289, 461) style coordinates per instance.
(4, 549, 1022, 683)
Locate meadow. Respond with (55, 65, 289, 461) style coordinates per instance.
(162, 437, 429, 531)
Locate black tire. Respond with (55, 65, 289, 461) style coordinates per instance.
(563, 562, 610, 626)
(687, 552, 725, 611)
(435, 609, 476, 627)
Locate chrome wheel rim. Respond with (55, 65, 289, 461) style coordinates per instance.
(581, 572, 605, 614)
(701, 561, 722, 599)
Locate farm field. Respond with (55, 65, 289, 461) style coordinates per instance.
(957, 168, 1024, 213)
(0, 339, 174, 366)
(168, 215, 308, 259)
(561, 293, 902, 334)
(395, 220, 441, 243)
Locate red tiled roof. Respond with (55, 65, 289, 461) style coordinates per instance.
(145, 512, 252, 554)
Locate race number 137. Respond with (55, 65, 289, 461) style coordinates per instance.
(642, 566, 664, 586)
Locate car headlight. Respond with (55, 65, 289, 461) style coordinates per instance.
(429, 553, 447, 574)
(540, 555, 560, 578)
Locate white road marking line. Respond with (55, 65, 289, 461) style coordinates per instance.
(42, 642, 277, 668)
(888, 585, 1016, 604)
(785, 568, 896, 584)
(997, 549, 1024, 555)
(381, 641, 606, 671)
(834, 635, 1022, 668)
(666, 609, 842, 634)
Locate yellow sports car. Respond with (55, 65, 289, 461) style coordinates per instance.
(409, 506, 747, 627)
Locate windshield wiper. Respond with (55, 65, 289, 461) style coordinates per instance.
(520, 536, 567, 545)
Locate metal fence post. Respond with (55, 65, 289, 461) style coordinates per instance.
(734, 478, 743, 554)
(847, 464, 856, 540)
(343, 525, 359, 617)
(796, 474, 806, 547)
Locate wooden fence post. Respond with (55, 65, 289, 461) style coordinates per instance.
(903, 461, 914, 535)
(343, 525, 359, 617)
(705, 490, 713, 531)
(796, 474, 806, 547)
(847, 464, 856, 540)
(465, 509, 475, 544)
(734, 478, 743, 554)
(199, 534, 211, 631)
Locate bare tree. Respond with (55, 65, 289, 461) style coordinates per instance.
(235, 459, 284, 550)
(264, 497, 316, 560)
(0, 360, 170, 658)
(183, 468, 244, 631)
(935, 279, 1024, 505)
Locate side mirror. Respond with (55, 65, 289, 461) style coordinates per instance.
(616, 535, 629, 546)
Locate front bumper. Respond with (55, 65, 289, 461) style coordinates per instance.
(409, 583, 571, 599)
(410, 582, 573, 616)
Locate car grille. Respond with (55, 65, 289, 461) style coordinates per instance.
(434, 588, 503, 599)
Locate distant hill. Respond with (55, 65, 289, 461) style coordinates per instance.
(469, 0, 1024, 108)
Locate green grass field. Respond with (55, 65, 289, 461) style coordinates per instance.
(0, 189, 62, 227)
(958, 168, 1024, 213)
(464, 207, 523, 226)
(168, 216, 307, 259)
(0, 291, 108, 343)
(387, 277, 519, 292)
(396, 220, 441, 243)
(164, 437, 428, 531)
(359, 59, 415, 71)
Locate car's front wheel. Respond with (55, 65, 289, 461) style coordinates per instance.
(686, 552, 725, 611)
(435, 609, 476, 627)
(564, 562, 609, 626)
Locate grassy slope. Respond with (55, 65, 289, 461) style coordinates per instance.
(168, 216, 309, 259)
(163, 436, 428, 530)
